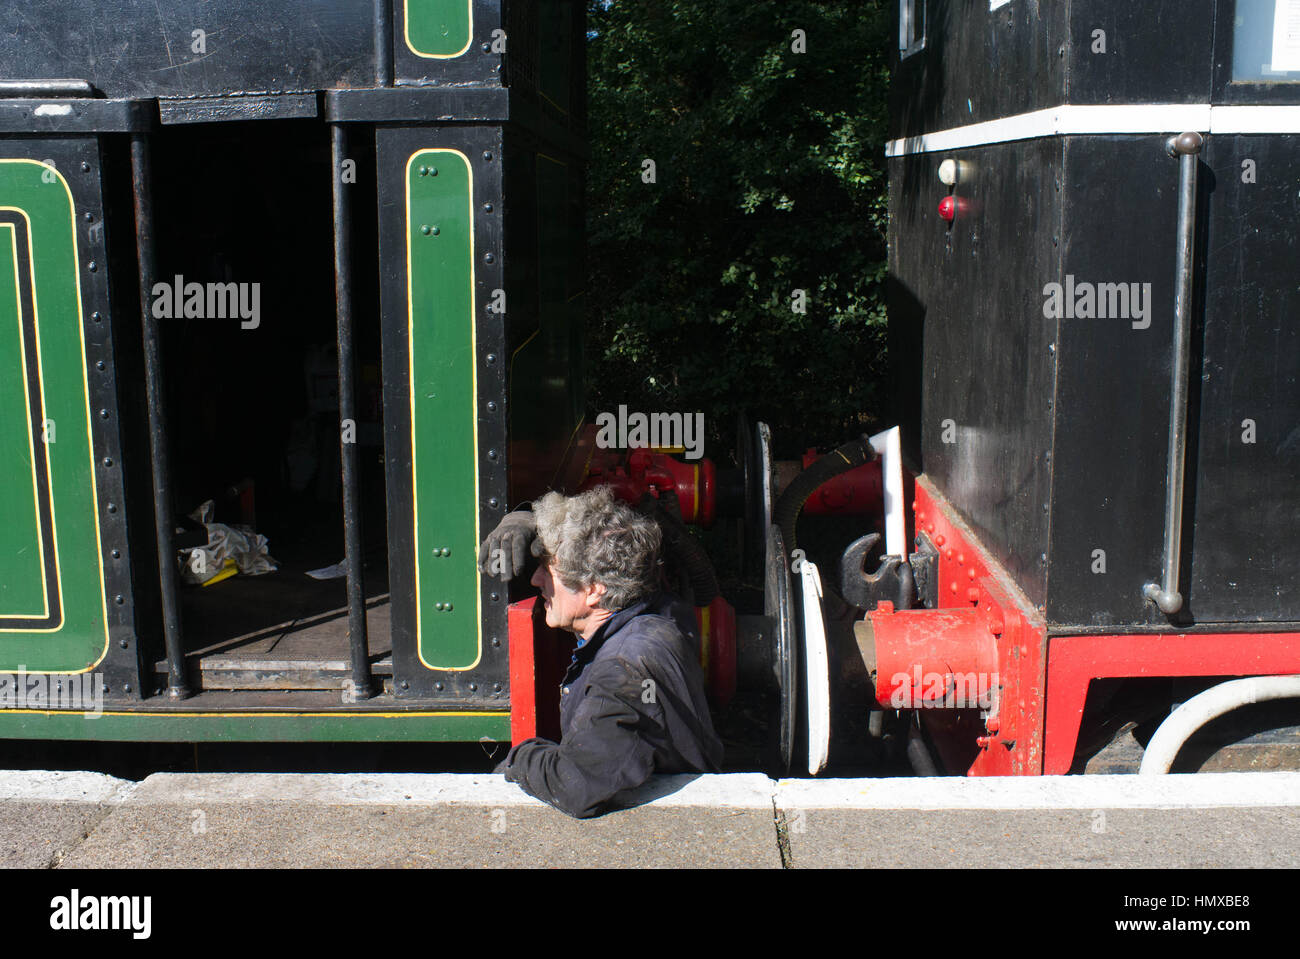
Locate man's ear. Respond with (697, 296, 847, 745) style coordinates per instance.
(585, 582, 607, 609)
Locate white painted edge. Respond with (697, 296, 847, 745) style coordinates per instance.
(0, 770, 137, 803)
(124, 772, 778, 810)
(990, 0, 1013, 10)
(799, 562, 831, 776)
(776, 772, 1300, 810)
(886, 104, 1300, 156)
(5, 770, 1298, 813)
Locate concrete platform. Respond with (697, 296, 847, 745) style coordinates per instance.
(1, 770, 1296, 868)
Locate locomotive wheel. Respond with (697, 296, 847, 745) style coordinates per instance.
(765, 522, 797, 773)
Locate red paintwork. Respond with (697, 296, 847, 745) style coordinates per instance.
(508, 597, 575, 745)
(798, 448, 884, 516)
(1043, 632, 1300, 774)
(906, 477, 1047, 774)
(938, 195, 956, 221)
(695, 595, 737, 707)
(866, 602, 998, 709)
(903, 475, 1300, 775)
(580, 447, 716, 527)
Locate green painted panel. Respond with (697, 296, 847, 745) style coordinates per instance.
(405, 0, 473, 58)
(0, 225, 46, 614)
(0, 160, 107, 672)
(407, 149, 480, 669)
(0, 709, 510, 743)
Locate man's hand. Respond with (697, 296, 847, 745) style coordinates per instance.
(477, 510, 540, 582)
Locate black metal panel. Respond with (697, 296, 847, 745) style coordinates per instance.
(0, 0, 374, 100)
(890, 0, 1068, 140)
(1064, 0, 1216, 105)
(888, 137, 1062, 610)
(0, 100, 153, 135)
(1047, 135, 1182, 629)
(1186, 133, 1300, 622)
(501, 124, 585, 508)
(377, 124, 508, 705)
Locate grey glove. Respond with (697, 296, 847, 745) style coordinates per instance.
(477, 509, 540, 582)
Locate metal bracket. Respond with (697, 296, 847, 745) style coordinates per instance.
(839, 532, 939, 611)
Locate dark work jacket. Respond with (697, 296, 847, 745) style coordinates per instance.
(495, 593, 724, 818)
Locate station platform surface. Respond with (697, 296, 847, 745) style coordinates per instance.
(2, 770, 1297, 868)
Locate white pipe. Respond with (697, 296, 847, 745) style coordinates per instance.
(869, 426, 906, 558)
(1138, 675, 1300, 775)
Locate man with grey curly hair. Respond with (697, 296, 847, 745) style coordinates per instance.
(480, 486, 723, 818)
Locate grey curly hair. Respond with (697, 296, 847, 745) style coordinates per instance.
(532, 486, 662, 611)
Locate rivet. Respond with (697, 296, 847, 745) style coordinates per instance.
(493, 682, 502, 691)
(490, 592, 500, 602)
(469, 682, 478, 691)
(934, 534, 946, 546)
(84, 212, 94, 222)
(435, 681, 444, 691)
(446, 602, 453, 611)
(957, 553, 965, 565)
(487, 449, 498, 460)
(967, 588, 980, 603)
(92, 311, 102, 322)
(81, 161, 90, 172)
(484, 253, 495, 264)
(1042, 503, 1049, 512)
(119, 639, 128, 649)
(444, 547, 451, 556)
(435, 602, 445, 610)
(123, 685, 131, 694)
(115, 594, 124, 605)
(914, 536, 921, 546)
(96, 360, 105, 371)
(1040, 553, 1048, 563)
(421, 225, 432, 235)
(1044, 451, 1052, 462)
(107, 503, 117, 513)
(87, 261, 97, 272)
(968, 569, 976, 580)
(103, 457, 113, 467)
(101, 684, 109, 693)
(944, 548, 954, 560)
(491, 638, 501, 648)
(488, 497, 499, 508)
(429, 167, 438, 176)
(419, 166, 428, 176)
(111, 549, 120, 559)
(483, 203, 493, 213)
(481, 42, 491, 52)
(401, 680, 410, 690)
(485, 353, 496, 365)
(483, 151, 493, 161)
(431, 225, 440, 235)
(99, 408, 109, 419)
(950, 582, 959, 594)
(1047, 343, 1056, 354)
(487, 401, 498, 412)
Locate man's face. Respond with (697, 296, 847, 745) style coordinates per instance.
(530, 559, 602, 635)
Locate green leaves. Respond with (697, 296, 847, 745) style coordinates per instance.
(586, 0, 892, 452)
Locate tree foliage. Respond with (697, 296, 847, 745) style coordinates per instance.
(585, 0, 893, 455)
